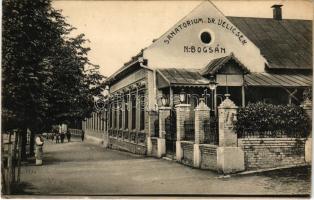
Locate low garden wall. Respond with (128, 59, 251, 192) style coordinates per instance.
(108, 130, 147, 155)
(151, 137, 158, 157)
(238, 138, 306, 170)
(199, 144, 217, 170)
(109, 137, 147, 155)
(85, 129, 103, 139)
(85, 129, 104, 145)
(181, 141, 194, 166)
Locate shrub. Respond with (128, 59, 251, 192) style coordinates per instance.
(303, 88, 312, 101)
(235, 102, 311, 138)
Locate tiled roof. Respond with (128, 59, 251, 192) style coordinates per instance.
(157, 68, 209, 87)
(200, 53, 250, 75)
(227, 17, 312, 69)
(244, 72, 312, 87)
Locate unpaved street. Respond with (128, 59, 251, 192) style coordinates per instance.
(12, 137, 310, 196)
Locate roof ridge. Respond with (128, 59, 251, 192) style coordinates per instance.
(226, 16, 312, 21)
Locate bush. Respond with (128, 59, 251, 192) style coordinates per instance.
(303, 88, 312, 101)
(235, 102, 311, 138)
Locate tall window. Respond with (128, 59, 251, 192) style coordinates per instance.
(124, 95, 129, 129)
(109, 106, 112, 128)
(140, 92, 145, 130)
(114, 103, 117, 129)
(118, 103, 122, 129)
(131, 94, 136, 130)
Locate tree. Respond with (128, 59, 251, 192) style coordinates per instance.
(2, 0, 105, 159)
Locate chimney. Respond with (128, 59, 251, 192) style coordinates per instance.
(271, 4, 283, 20)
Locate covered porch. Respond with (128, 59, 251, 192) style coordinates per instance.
(149, 53, 312, 173)
(155, 53, 312, 113)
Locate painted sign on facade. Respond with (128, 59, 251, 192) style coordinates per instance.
(144, 1, 267, 72)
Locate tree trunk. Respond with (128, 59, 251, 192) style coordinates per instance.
(29, 131, 35, 157)
(21, 128, 27, 161)
(12, 131, 18, 183)
(17, 132, 22, 183)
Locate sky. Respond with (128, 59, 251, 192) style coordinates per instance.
(52, 0, 313, 77)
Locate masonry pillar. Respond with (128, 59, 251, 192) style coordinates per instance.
(175, 104, 191, 161)
(193, 98, 210, 167)
(217, 95, 244, 174)
(301, 98, 312, 164)
(147, 110, 158, 156)
(195, 98, 210, 144)
(157, 107, 171, 158)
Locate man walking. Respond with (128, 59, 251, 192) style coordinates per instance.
(55, 132, 60, 144)
(81, 130, 85, 142)
(60, 132, 65, 143)
(66, 130, 71, 142)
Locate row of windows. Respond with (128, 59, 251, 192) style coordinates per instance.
(109, 91, 145, 131)
(85, 112, 106, 131)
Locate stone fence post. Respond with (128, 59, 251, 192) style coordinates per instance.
(218, 96, 238, 147)
(301, 98, 312, 123)
(147, 110, 158, 156)
(156, 107, 171, 158)
(217, 95, 245, 174)
(194, 98, 210, 144)
(175, 104, 191, 161)
(301, 98, 312, 164)
(193, 98, 210, 167)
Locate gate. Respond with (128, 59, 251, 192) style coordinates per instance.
(165, 110, 176, 155)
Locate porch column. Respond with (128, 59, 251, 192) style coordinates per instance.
(301, 98, 312, 164)
(169, 87, 174, 107)
(217, 95, 245, 174)
(241, 85, 245, 107)
(157, 107, 171, 158)
(175, 104, 191, 161)
(194, 98, 210, 167)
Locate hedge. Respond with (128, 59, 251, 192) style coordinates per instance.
(235, 102, 311, 138)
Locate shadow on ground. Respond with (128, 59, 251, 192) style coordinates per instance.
(11, 182, 37, 195)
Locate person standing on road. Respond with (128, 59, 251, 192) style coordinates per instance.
(55, 132, 60, 144)
(60, 132, 65, 143)
(66, 130, 71, 142)
(81, 130, 85, 142)
(51, 132, 54, 142)
(35, 134, 44, 165)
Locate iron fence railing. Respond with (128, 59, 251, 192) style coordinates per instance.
(117, 130, 123, 139)
(123, 130, 129, 140)
(184, 120, 195, 141)
(108, 129, 147, 144)
(203, 118, 219, 145)
(165, 115, 176, 140)
(153, 119, 159, 137)
(68, 128, 83, 136)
